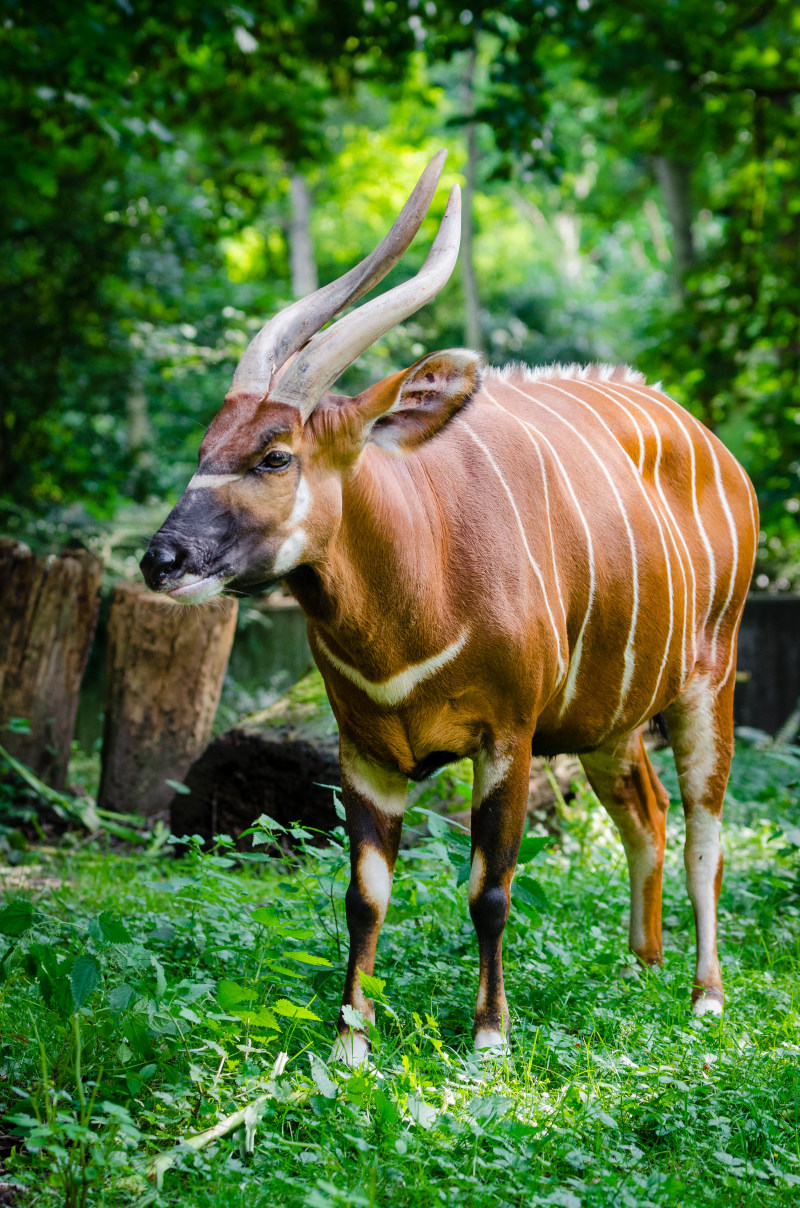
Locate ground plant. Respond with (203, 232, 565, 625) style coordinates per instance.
(1, 743, 798, 1208)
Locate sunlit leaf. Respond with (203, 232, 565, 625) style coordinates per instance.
(70, 955, 100, 1009)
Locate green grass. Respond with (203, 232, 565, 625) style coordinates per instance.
(0, 749, 799, 1208)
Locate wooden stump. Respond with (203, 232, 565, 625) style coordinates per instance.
(98, 582, 238, 818)
(0, 540, 103, 789)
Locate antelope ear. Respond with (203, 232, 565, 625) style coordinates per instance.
(355, 349, 482, 453)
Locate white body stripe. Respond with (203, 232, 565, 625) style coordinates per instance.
(515, 380, 687, 725)
(317, 629, 468, 708)
(505, 382, 643, 723)
(458, 418, 566, 679)
(272, 529, 307, 575)
(483, 388, 596, 713)
(596, 384, 695, 682)
(613, 383, 718, 641)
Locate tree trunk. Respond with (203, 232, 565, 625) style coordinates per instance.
(98, 582, 238, 818)
(462, 49, 485, 354)
(288, 170, 318, 299)
(0, 540, 103, 789)
(126, 379, 153, 499)
(653, 156, 695, 289)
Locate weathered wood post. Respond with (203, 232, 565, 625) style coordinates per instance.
(0, 539, 103, 789)
(98, 582, 238, 818)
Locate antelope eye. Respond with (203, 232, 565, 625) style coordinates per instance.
(256, 450, 292, 472)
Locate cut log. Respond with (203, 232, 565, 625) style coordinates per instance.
(98, 582, 237, 818)
(0, 540, 103, 789)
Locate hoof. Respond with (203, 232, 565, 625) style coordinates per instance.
(692, 987, 724, 1017)
(330, 1030, 370, 1067)
(473, 1027, 508, 1053)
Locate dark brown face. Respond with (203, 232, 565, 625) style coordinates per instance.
(140, 395, 338, 604)
(140, 350, 480, 604)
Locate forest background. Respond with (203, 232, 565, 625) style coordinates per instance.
(2, 0, 800, 590)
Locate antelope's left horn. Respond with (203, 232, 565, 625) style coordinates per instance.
(270, 184, 462, 418)
(230, 151, 449, 397)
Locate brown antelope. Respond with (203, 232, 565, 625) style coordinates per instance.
(141, 151, 758, 1062)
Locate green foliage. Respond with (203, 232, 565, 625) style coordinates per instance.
(0, 754, 798, 1206)
(2, 0, 799, 583)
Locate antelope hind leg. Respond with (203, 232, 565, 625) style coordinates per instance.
(581, 729, 670, 968)
(664, 672, 735, 1016)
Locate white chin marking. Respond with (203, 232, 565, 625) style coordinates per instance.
(166, 574, 225, 604)
(693, 993, 723, 1018)
(330, 1031, 370, 1067)
(474, 1027, 507, 1051)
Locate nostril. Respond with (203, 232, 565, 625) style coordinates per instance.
(140, 542, 185, 587)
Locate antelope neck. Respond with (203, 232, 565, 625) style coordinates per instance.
(297, 448, 455, 680)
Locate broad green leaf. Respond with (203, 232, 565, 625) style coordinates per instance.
(512, 875, 548, 911)
(341, 1004, 366, 1030)
(287, 951, 332, 967)
(406, 1093, 437, 1129)
(151, 956, 167, 1001)
(70, 955, 100, 1009)
(358, 970, 386, 999)
(233, 1006, 280, 1030)
(251, 908, 314, 937)
(517, 835, 552, 864)
(0, 900, 33, 937)
(374, 1087, 399, 1126)
(108, 984, 135, 1014)
(467, 1094, 513, 1122)
(265, 961, 308, 979)
(216, 980, 254, 1009)
(273, 998, 321, 1021)
(309, 1053, 337, 1099)
(98, 911, 132, 944)
(4, 718, 31, 734)
(165, 779, 191, 795)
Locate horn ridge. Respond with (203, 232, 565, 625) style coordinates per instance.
(230, 150, 448, 395)
(270, 185, 462, 417)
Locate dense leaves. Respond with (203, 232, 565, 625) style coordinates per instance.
(2, 1, 800, 579)
(0, 760, 798, 1205)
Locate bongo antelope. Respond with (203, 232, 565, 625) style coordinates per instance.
(141, 151, 758, 1062)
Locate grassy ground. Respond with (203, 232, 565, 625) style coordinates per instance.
(0, 742, 798, 1208)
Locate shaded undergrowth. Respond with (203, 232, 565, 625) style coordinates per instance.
(0, 747, 798, 1207)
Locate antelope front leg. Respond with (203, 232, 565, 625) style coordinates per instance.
(469, 739, 531, 1050)
(332, 738, 407, 1065)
